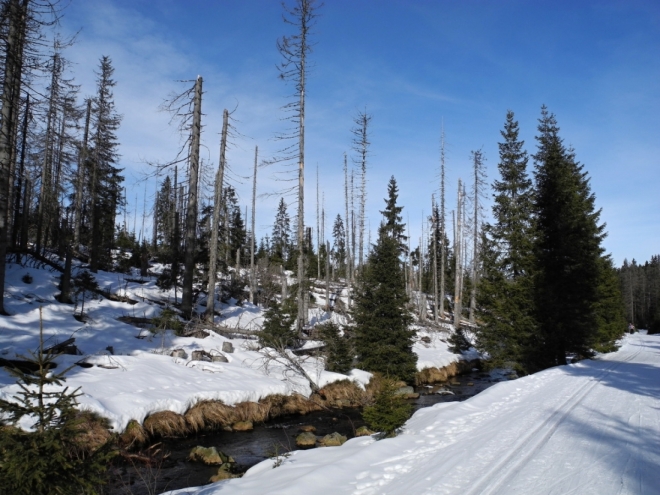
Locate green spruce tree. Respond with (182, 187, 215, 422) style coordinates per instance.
(352, 177, 417, 383)
(532, 106, 607, 367)
(476, 111, 537, 373)
(0, 312, 114, 494)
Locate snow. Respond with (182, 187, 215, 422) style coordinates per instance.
(0, 258, 385, 431)
(164, 332, 660, 495)
(0, 257, 461, 433)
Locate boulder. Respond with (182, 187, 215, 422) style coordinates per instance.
(298, 425, 316, 433)
(188, 446, 234, 465)
(295, 431, 317, 447)
(222, 342, 235, 353)
(191, 350, 210, 362)
(319, 432, 347, 447)
(355, 426, 375, 437)
(212, 354, 229, 363)
(170, 349, 187, 359)
(394, 386, 414, 396)
(232, 421, 253, 431)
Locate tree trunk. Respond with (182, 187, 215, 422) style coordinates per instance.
(439, 125, 446, 320)
(0, 0, 28, 314)
(432, 196, 438, 323)
(181, 76, 203, 318)
(12, 93, 29, 256)
(250, 145, 257, 305)
(453, 180, 462, 330)
(205, 108, 228, 322)
(343, 154, 352, 309)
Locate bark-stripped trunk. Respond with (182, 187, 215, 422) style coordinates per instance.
(205, 109, 228, 322)
(181, 76, 203, 317)
(439, 125, 446, 320)
(432, 196, 438, 323)
(250, 146, 258, 305)
(453, 180, 462, 330)
(11, 93, 29, 254)
(0, 0, 28, 314)
(343, 154, 352, 309)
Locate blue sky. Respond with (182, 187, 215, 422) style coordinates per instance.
(56, 0, 659, 266)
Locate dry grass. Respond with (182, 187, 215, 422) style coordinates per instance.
(315, 379, 365, 407)
(74, 411, 113, 451)
(143, 411, 188, 437)
(119, 420, 148, 447)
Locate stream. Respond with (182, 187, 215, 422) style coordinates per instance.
(107, 369, 509, 495)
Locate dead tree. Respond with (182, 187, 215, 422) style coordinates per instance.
(343, 153, 352, 308)
(352, 109, 371, 269)
(439, 124, 447, 320)
(205, 109, 228, 322)
(277, 0, 319, 334)
(469, 149, 486, 324)
(453, 179, 463, 329)
(250, 145, 258, 305)
(181, 76, 203, 317)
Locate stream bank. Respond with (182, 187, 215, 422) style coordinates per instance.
(108, 365, 507, 495)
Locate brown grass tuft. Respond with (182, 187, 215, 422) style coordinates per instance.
(74, 411, 114, 451)
(143, 410, 188, 437)
(315, 380, 365, 407)
(119, 419, 147, 447)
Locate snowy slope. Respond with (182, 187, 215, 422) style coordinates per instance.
(0, 257, 463, 432)
(166, 332, 660, 495)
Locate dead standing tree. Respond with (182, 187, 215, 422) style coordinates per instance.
(205, 109, 228, 322)
(469, 149, 487, 324)
(155, 77, 203, 318)
(352, 109, 371, 271)
(276, 0, 319, 335)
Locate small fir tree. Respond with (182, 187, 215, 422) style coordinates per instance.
(259, 295, 300, 349)
(318, 322, 352, 373)
(362, 378, 412, 437)
(353, 178, 417, 383)
(0, 311, 114, 494)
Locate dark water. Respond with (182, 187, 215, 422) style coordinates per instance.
(107, 370, 505, 494)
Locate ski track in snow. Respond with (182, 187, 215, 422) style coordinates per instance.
(165, 333, 660, 495)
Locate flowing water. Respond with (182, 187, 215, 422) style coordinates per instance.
(107, 370, 508, 494)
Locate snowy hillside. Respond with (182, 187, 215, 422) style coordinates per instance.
(164, 332, 660, 495)
(0, 256, 464, 432)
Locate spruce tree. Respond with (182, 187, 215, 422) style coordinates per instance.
(271, 197, 291, 266)
(532, 106, 607, 367)
(476, 111, 537, 372)
(353, 178, 416, 383)
(0, 313, 114, 494)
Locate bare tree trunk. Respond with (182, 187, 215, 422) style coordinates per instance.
(36, 53, 60, 256)
(439, 124, 446, 320)
(432, 196, 438, 323)
(343, 153, 352, 309)
(20, 179, 30, 254)
(205, 109, 228, 322)
(281, 265, 287, 301)
(316, 165, 320, 280)
(181, 76, 203, 318)
(352, 111, 370, 270)
(11, 93, 29, 255)
(250, 145, 258, 305)
(325, 240, 330, 310)
(453, 180, 462, 330)
(0, 0, 28, 314)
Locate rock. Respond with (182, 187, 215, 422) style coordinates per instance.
(170, 349, 187, 359)
(189, 446, 234, 465)
(222, 342, 234, 353)
(298, 425, 316, 433)
(212, 354, 228, 363)
(450, 379, 461, 385)
(355, 426, 375, 437)
(467, 382, 474, 386)
(209, 463, 236, 482)
(394, 386, 414, 396)
(232, 421, 253, 431)
(295, 431, 317, 447)
(421, 336, 431, 344)
(403, 392, 420, 399)
(319, 432, 347, 447)
(191, 350, 207, 361)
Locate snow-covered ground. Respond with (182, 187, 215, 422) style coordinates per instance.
(0, 256, 463, 432)
(164, 332, 660, 495)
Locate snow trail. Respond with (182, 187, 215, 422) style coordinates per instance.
(166, 333, 660, 495)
